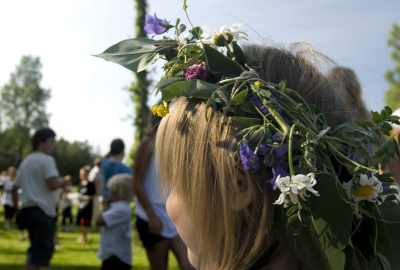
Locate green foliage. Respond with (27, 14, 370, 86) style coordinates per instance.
(384, 24, 400, 110)
(53, 138, 97, 185)
(0, 55, 51, 166)
(275, 173, 353, 270)
(0, 55, 51, 133)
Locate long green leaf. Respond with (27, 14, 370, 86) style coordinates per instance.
(94, 38, 159, 73)
(202, 43, 243, 79)
(160, 79, 220, 101)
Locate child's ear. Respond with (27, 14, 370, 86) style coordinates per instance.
(231, 167, 254, 211)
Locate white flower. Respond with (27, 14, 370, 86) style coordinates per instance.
(199, 23, 248, 48)
(274, 173, 319, 205)
(342, 173, 383, 204)
(178, 32, 195, 44)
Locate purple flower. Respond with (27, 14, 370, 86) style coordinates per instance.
(250, 96, 269, 115)
(239, 142, 259, 171)
(261, 135, 288, 159)
(258, 143, 268, 155)
(144, 13, 167, 38)
(268, 160, 289, 190)
(185, 62, 209, 81)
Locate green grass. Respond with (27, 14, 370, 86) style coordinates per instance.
(0, 206, 179, 270)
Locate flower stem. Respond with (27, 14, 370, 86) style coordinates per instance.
(326, 141, 379, 173)
(288, 124, 296, 175)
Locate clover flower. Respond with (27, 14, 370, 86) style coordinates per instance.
(239, 142, 259, 171)
(185, 62, 209, 81)
(144, 13, 169, 38)
(342, 173, 383, 204)
(274, 173, 319, 205)
(200, 23, 247, 48)
(152, 103, 169, 117)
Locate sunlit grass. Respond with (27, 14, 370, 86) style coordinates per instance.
(0, 206, 179, 269)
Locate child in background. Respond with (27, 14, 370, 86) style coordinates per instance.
(96, 173, 133, 270)
(1, 166, 16, 230)
(60, 175, 73, 232)
(76, 166, 95, 244)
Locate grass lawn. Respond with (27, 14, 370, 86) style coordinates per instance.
(0, 205, 179, 269)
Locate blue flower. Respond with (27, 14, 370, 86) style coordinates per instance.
(268, 160, 289, 190)
(250, 96, 269, 115)
(239, 142, 259, 171)
(144, 13, 167, 38)
(261, 135, 288, 159)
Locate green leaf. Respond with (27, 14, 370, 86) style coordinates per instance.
(231, 42, 248, 68)
(230, 116, 261, 128)
(274, 173, 353, 270)
(202, 43, 243, 79)
(94, 38, 159, 73)
(155, 77, 185, 89)
(160, 79, 220, 101)
(366, 201, 400, 268)
(231, 88, 248, 106)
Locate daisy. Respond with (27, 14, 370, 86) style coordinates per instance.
(342, 173, 383, 203)
(200, 23, 248, 48)
(274, 173, 319, 205)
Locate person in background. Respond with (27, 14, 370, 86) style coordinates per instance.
(133, 115, 193, 270)
(12, 127, 66, 270)
(101, 139, 132, 200)
(1, 166, 16, 230)
(60, 175, 73, 232)
(96, 173, 133, 270)
(89, 157, 103, 228)
(76, 165, 96, 244)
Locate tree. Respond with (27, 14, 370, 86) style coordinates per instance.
(0, 55, 51, 166)
(384, 24, 400, 110)
(127, 0, 151, 166)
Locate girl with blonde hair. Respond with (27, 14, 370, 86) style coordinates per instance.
(96, 8, 400, 270)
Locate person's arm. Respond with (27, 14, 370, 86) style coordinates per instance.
(96, 196, 112, 226)
(132, 136, 163, 235)
(46, 177, 65, 190)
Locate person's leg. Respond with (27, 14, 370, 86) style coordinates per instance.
(146, 239, 169, 270)
(25, 209, 55, 270)
(169, 235, 194, 270)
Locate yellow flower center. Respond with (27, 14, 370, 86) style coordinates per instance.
(353, 185, 374, 198)
(255, 81, 261, 88)
(214, 31, 234, 46)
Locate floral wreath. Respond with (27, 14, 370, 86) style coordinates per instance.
(95, 2, 400, 269)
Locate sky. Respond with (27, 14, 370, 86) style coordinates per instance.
(0, 0, 399, 158)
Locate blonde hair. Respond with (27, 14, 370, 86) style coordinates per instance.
(155, 43, 349, 270)
(107, 173, 133, 202)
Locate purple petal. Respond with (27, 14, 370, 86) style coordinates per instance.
(250, 96, 269, 115)
(268, 160, 289, 190)
(258, 143, 268, 155)
(239, 142, 259, 171)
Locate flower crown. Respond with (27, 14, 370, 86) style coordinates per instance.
(95, 3, 400, 269)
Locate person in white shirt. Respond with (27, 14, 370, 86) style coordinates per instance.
(12, 127, 66, 270)
(96, 173, 133, 270)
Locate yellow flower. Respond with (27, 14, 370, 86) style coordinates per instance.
(152, 104, 169, 117)
(255, 81, 261, 88)
(151, 105, 159, 115)
(183, 0, 188, 11)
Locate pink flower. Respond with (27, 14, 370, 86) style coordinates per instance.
(185, 62, 209, 81)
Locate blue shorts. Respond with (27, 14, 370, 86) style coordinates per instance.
(136, 216, 167, 248)
(21, 206, 55, 267)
